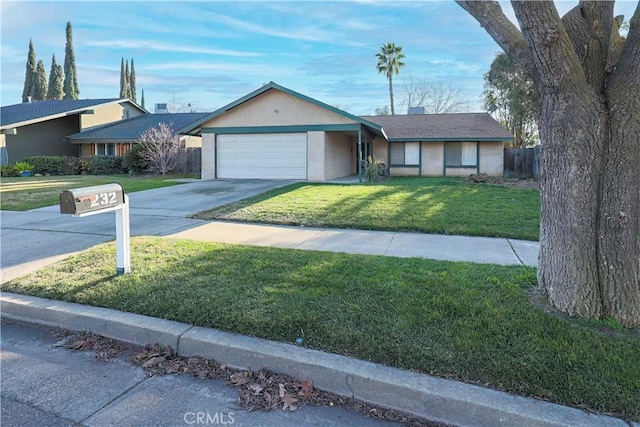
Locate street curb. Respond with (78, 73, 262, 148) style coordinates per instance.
(1, 293, 629, 427)
(0, 293, 191, 350)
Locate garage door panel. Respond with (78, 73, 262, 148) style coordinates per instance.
(217, 133, 307, 179)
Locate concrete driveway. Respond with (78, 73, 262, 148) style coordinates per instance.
(1, 179, 292, 283)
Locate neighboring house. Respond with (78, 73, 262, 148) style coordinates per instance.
(0, 98, 146, 164)
(178, 82, 514, 181)
(65, 113, 208, 157)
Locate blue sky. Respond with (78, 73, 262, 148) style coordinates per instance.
(1, 1, 636, 115)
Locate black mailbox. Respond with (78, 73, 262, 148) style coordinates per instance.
(60, 183, 125, 215)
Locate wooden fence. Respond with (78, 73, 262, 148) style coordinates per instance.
(503, 146, 540, 179)
(181, 147, 201, 175)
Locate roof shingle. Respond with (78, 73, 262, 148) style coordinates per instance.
(66, 113, 209, 142)
(361, 113, 513, 141)
(1, 99, 125, 127)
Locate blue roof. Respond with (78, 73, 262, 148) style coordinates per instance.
(66, 113, 209, 142)
(0, 99, 134, 127)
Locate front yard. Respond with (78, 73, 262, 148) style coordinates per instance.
(3, 237, 638, 420)
(194, 177, 541, 241)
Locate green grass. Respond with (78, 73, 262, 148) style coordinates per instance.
(194, 177, 541, 241)
(0, 175, 189, 211)
(3, 236, 638, 420)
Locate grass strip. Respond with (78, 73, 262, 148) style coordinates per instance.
(0, 175, 187, 211)
(3, 237, 637, 420)
(193, 177, 540, 241)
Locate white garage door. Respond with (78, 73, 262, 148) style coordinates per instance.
(217, 133, 307, 179)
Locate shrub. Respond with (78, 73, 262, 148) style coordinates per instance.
(0, 164, 19, 177)
(24, 156, 65, 175)
(362, 156, 387, 183)
(123, 144, 148, 175)
(89, 155, 123, 175)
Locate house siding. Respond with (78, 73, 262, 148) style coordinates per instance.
(389, 166, 420, 176)
(201, 90, 357, 128)
(421, 142, 444, 176)
(201, 133, 216, 180)
(478, 141, 504, 176)
(4, 115, 80, 162)
(324, 132, 351, 180)
(307, 131, 325, 181)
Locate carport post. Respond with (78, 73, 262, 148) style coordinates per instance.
(357, 128, 362, 182)
(115, 194, 131, 275)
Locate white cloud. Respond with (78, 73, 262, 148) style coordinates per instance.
(84, 39, 263, 57)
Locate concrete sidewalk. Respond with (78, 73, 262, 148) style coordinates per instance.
(167, 221, 539, 267)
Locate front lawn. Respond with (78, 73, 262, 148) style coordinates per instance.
(3, 237, 638, 420)
(194, 177, 540, 241)
(0, 175, 188, 211)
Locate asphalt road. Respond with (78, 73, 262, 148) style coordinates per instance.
(1, 320, 399, 427)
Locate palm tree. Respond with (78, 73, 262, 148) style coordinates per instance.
(376, 42, 405, 115)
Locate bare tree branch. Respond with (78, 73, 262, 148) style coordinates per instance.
(137, 122, 187, 175)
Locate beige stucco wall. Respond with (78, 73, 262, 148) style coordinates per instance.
(307, 131, 325, 181)
(201, 133, 216, 180)
(81, 103, 123, 129)
(201, 90, 357, 128)
(446, 167, 477, 177)
(182, 135, 202, 148)
(373, 137, 388, 165)
(421, 142, 444, 176)
(324, 132, 351, 180)
(389, 166, 420, 176)
(479, 141, 504, 176)
(80, 102, 144, 130)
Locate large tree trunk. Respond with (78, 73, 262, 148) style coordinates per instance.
(458, 0, 640, 327)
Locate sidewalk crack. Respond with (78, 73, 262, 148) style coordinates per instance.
(506, 239, 524, 265)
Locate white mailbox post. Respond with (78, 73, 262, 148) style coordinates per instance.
(60, 183, 131, 275)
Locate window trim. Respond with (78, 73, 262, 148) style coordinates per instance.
(444, 141, 479, 167)
(388, 141, 421, 167)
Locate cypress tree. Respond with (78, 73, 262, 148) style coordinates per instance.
(22, 39, 37, 102)
(47, 54, 64, 100)
(32, 59, 48, 100)
(129, 58, 136, 102)
(119, 57, 126, 98)
(63, 21, 79, 99)
(124, 59, 130, 99)
(141, 89, 145, 109)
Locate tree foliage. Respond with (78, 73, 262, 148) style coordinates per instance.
(140, 88, 146, 109)
(484, 53, 538, 148)
(119, 57, 137, 101)
(457, 1, 640, 327)
(32, 60, 48, 101)
(136, 122, 187, 175)
(400, 76, 470, 114)
(63, 21, 79, 99)
(22, 40, 37, 102)
(130, 59, 137, 103)
(119, 58, 128, 98)
(47, 55, 64, 100)
(375, 42, 405, 115)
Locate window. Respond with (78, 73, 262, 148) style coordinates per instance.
(445, 142, 477, 166)
(390, 142, 420, 165)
